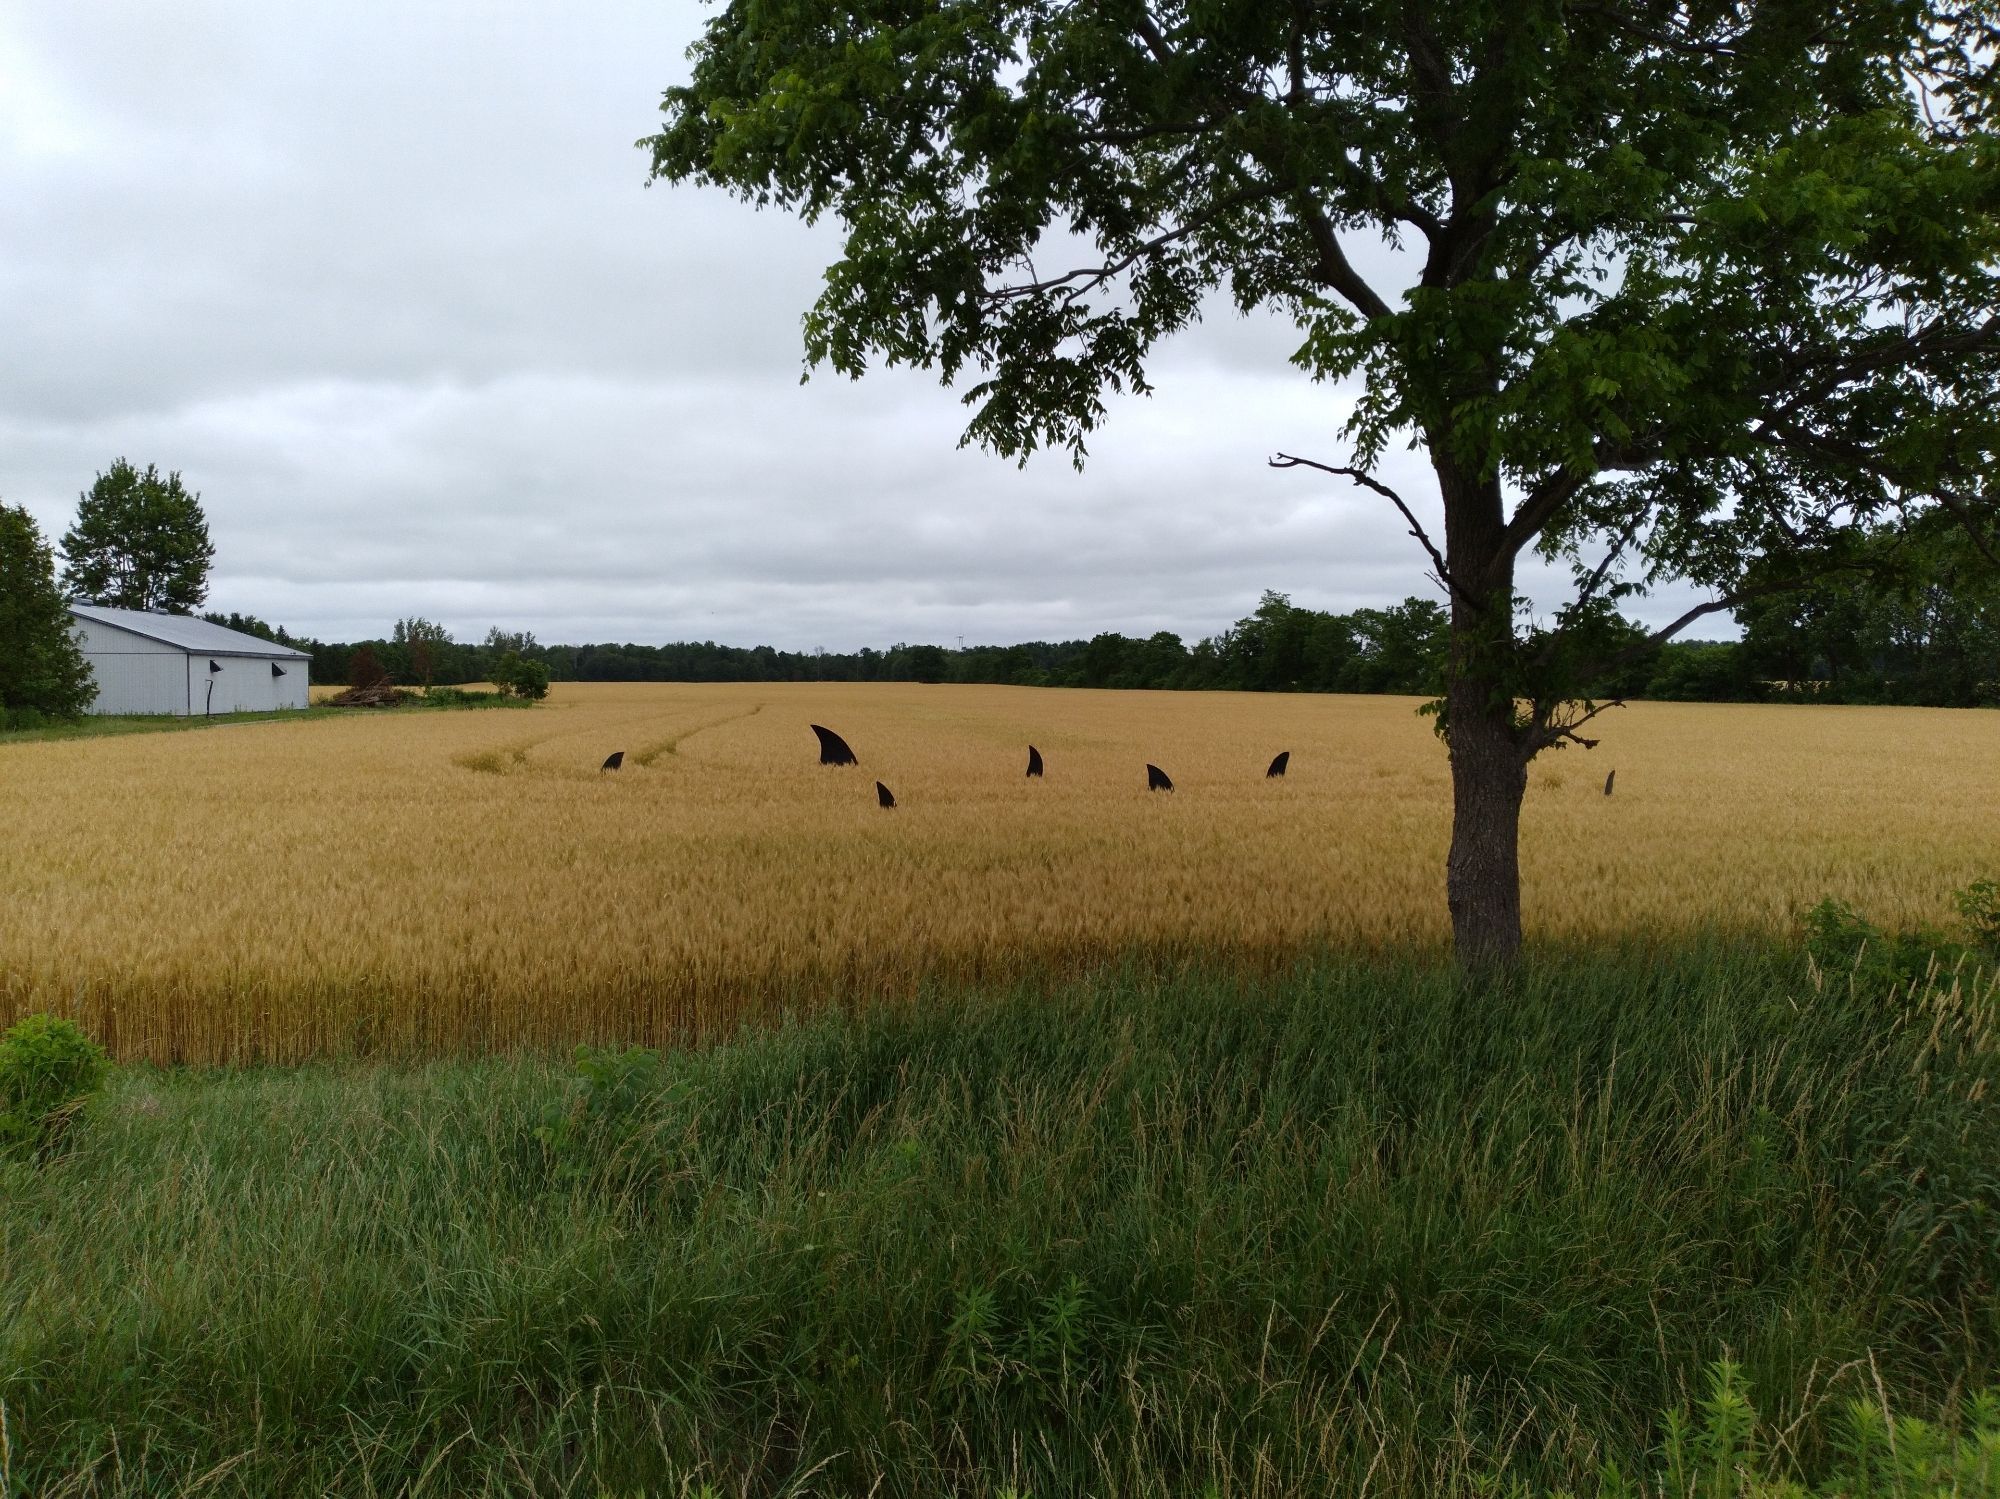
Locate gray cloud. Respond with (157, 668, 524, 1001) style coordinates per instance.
(2, 2, 1720, 650)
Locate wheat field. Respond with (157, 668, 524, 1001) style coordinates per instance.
(2, 682, 1994, 1061)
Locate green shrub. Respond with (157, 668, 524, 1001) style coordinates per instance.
(1801, 897, 1962, 998)
(0, 1013, 109, 1152)
(1642, 1361, 1997, 1498)
(492, 651, 551, 701)
(1956, 878, 2000, 958)
(415, 686, 520, 710)
(532, 1043, 672, 1177)
(1802, 884, 1999, 999)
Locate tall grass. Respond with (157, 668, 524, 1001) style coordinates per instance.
(4, 946, 1995, 1495)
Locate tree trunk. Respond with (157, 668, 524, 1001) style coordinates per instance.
(1444, 680, 1528, 966)
(1437, 459, 1530, 968)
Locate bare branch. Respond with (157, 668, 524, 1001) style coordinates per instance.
(1529, 695, 1623, 754)
(980, 186, 1271, 307)
(1269, 452, 1475, 606)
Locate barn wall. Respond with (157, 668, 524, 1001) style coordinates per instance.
(187, 654, 309, 714)
(272, 658, 308, 711)
(73, 620, 190, 715)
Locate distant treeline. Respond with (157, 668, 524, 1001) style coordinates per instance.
(207, 527, 1998, 707)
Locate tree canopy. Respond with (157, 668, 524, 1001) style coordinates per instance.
(61, 459, 216, 614)
(648, 1, 2000, 963)
(0, 503, 95, 722)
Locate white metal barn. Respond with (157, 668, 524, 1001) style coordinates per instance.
(68, 604, 312, 716)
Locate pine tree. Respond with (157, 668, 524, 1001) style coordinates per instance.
(0, 503, 95, 721)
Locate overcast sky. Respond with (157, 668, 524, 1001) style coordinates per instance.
(2, 3, 1718, 649)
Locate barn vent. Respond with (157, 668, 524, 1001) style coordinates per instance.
(271, 663, 286, 678)
(208, 659, 223, 674)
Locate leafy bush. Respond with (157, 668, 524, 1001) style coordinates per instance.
(492, 651, 551, 701)
(512, 659, 551, 700)
(1956, 878, 2000, 958)
(1800, 898, 1949, 997)
(0, 1014, 109, 1152)
(423, 685, 509, 707)
(1803, 882, 1999, 998)
(532, 1043, 672, 1177)
(412, 686, 522, 711)
(1643, 641, 1757, 702)
(1549, 1361, 2000, 1498)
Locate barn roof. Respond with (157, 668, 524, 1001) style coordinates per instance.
(69, 604, 312, 660)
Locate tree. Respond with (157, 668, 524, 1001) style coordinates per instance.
(898, 642, 950, 682)
(348, 645, 389, 691)
(1740, 520, 2000, 705)
(482, 627, 538, 657)
(492, 651, 551, 700)
(395, 617, 453, 691)
(201, 611, 293, 647)
(61, 459, 215, 613)
(1644, 641, 1756, 703)
(0, 503, 95, 722)
(1350, 599, 1450, 697)
(648, 2, 2000, 964)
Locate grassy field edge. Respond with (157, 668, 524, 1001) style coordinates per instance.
(0, 694, 534, 746)
(4, 944, 1996, 1496)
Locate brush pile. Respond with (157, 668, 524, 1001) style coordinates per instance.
(327, 682, 411, 708)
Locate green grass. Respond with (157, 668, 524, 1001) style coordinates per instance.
(2, 946, 1996, 1496)
(0, 693, 532, 745)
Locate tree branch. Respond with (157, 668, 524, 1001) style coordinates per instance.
(1499, 473, 1586, 560)
(1528, 694, 1622, 754)
(1574, 511, 1650, 615)
(1741, 421, 2000, 575)
(1131, 7, 1175, 66)
(1498, 434, 1677, 561)
(1580, 561, 1880, 682)
(1776, 314, 2000, 404)
(1269, 452, 1474, 605)
(1072, 117, 1226, 147)
(1933, 487, 2000, 570)
(979, 186, 1272, 307)
(1290, 195, 1394, 321)
(1566, 2, 1751, 58)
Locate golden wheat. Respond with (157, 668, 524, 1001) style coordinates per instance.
(2, 683, 1994, 1061)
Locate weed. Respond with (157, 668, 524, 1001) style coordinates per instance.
(0, 1014, 108, 1154)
